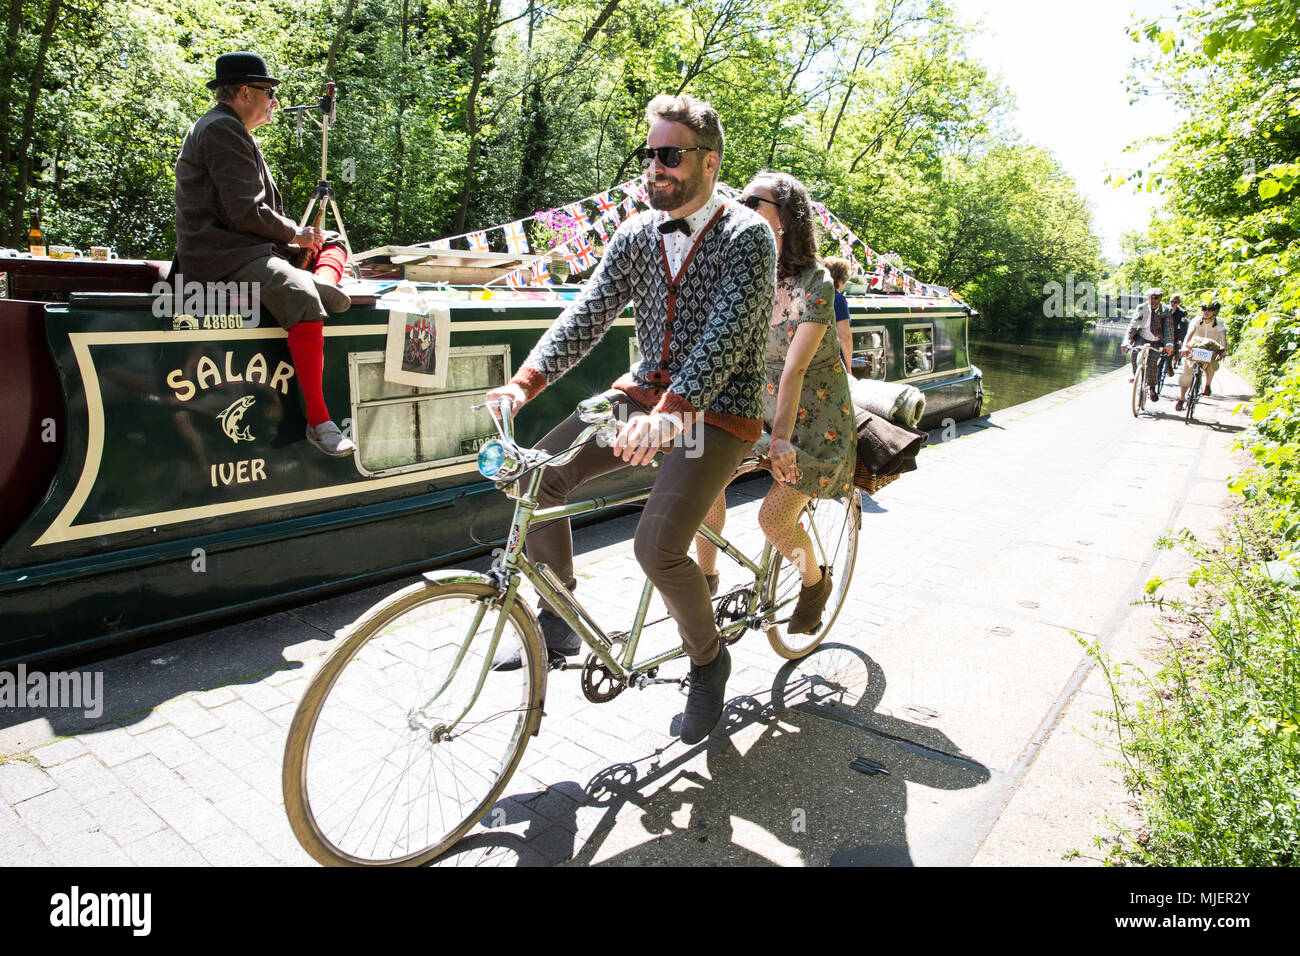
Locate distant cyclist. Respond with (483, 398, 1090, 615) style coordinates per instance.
(1174, 302, 1228, 411)
(1126, 287, 1174, 403)
(1167, 294, 1188, 370)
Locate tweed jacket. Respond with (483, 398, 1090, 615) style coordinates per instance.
(512, 202, 776, 440)
(175, 103, 299, 281)
(1127, 301, 1174, 347)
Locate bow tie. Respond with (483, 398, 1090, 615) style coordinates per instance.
(658, 217, 692, 237)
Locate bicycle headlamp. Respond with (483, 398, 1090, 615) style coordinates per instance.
(477, 439, 507, 479)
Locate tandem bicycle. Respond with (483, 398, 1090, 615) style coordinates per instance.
(281, 395, 861, 866)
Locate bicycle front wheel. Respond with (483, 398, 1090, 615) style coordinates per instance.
(1131, 355, 1146, 417)
(283, 580, 545, 866)
(763, 493, 861, 659)
(1185, 367, 1201, 424)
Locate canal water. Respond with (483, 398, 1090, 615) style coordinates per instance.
(970, 323, 1128, 416)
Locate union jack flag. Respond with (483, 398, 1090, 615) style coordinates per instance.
(591, 216, 609, 243)
(573, 236, 598, 269)
(621, 195, 638, 217)
(530, 259, 554, 286)
(555, 241, 579, 270)
(594, 191, 620, 220)
(848, 254, 862, 275)
(504, 269, 526, 288)
(431, 238, 451, 250)
(838, 237, 855, 259)
(564, 202, 592, 233)
(630, 182, 649, 205)
(467, 231, 489, 252)
(504, 220, 530, 255)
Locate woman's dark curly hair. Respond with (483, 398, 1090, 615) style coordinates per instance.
(747, 171, 820, 280)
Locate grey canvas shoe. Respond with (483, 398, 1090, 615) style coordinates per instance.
(318, 283, 352, 314)
(305, 420, 357, 457)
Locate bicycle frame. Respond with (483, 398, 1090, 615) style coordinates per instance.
(489, 459, 782, 681)
(418, 398, 785, 731)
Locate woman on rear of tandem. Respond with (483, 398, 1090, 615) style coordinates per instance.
(695, 171, 857, 634)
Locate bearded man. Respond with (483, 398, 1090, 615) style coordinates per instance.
(483, 93, 775, 745)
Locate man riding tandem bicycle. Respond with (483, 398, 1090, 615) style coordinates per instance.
(281, 94, 869, 866)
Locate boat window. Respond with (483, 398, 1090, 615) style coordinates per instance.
(349, 345, 510, 475)
(903, 325, 934, 377)
(851, 326, 888, 380)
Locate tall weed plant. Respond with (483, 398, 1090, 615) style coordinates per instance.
(1096, 519, 1300, 866)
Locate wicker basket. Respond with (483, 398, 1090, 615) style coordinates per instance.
(853, 461, 900, 495)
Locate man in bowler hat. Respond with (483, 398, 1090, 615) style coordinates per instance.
(175, 51, 356, 457)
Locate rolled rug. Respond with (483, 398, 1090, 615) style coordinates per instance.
(849, 377, 926, 428)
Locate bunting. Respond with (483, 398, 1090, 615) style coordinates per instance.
(594, 191, 621, 222)
(402, 179, 947, 298)
(573, 236, 597, 269)
(564, 202, 592, 233)
(504, 220, 530, 255)
(530, 259, 554, 287)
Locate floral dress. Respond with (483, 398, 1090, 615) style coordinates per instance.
(760, 264, 857, 499)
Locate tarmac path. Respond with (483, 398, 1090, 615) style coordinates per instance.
(0, 364, 1254, 866)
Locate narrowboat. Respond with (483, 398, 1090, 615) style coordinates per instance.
(0, 251, 981, 665)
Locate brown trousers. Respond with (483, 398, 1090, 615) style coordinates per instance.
(229, 254, 337, 330)
(528, 390, 752, 665)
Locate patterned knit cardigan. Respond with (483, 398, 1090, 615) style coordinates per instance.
(511, 203, 776, 441)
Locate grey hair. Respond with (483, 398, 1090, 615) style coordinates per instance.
(214, 83, 245, 103)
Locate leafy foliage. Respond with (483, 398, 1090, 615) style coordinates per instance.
(1099, 0, 1300, 866)
(0, 0, 1102, 326)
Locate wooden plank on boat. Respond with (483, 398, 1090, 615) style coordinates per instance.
(354, 246, 552, 285)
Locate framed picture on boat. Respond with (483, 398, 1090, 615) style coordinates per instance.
(383, 301, 451, 388)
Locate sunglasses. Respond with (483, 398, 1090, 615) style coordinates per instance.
(636, 145, 709, 169)
(248, 85, 278, 100)
(740, 195, 783, 210)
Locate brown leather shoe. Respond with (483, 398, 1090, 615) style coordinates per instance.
(788, 566, 831, 634)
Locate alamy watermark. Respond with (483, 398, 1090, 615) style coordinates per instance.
(50, 886, 150, 936)
(151, 272, 261, 329)
(0, 665, 103, 719)
(1042, 277, 1155, 320)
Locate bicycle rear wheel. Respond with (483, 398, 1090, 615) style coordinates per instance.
(763, 493, 861, 659)
(283, 580, 545, 866)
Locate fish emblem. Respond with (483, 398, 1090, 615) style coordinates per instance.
(217, 396, 256, 444)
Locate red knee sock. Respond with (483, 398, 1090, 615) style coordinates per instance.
(286, 322, 329, 427)
(314, 246, 348, 285)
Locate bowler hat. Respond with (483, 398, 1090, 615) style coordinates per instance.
(207, 52, 280, 90)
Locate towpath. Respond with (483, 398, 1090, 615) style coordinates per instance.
(0, 364, 1253, 866)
